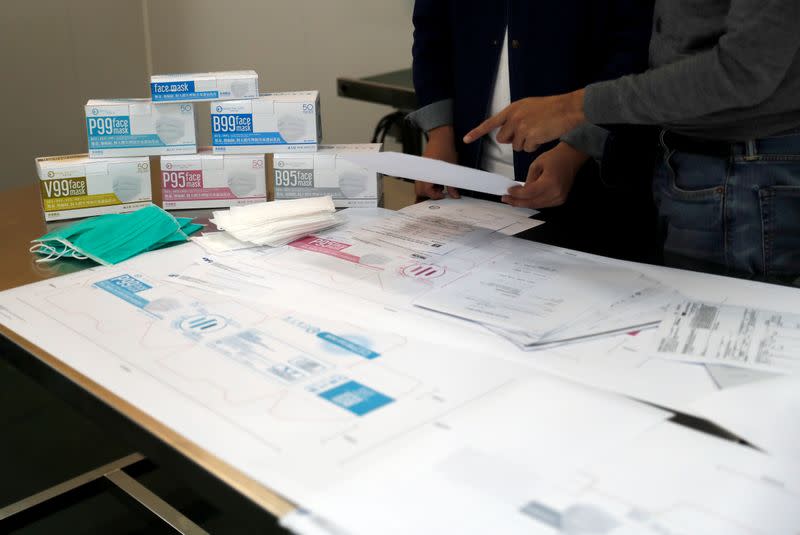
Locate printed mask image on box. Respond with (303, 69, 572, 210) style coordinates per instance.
(229, 80, 253, 99)
(227, 173, 258, 198)
(155, 114, 187, 145)
(160, 149, 266, 210)
(35, 154, 152, 222)
(211, 91, 320, 154)
(277, 113, 309, 143)
(338, 170, 369, 198)
(112, 175, 144, 203)
(150, 70, 259, 103)
(85, 99, 197, 158)
(273, 144, 382, 208)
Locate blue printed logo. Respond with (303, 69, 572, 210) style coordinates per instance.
(318, 380, 394, 416)
(87, 116, 130, 136)
(317, 332, 380, 359)
(150, 81, 218, 102)
(94, 274, 152, 309)
(211, 113, 253, 134)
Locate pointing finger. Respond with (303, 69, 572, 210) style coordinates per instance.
(463, 109, 508, 144)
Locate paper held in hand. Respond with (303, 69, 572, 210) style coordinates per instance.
(338, 151, 524, 196)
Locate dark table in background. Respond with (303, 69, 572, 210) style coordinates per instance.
(337, 69, 424, 155)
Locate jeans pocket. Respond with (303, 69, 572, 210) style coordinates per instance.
(664, 151, 725, 199)
(759, 185, 800, 278)
(653, 151, 727, 269)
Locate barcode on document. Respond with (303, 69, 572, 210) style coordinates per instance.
(691, 304, 719, 329)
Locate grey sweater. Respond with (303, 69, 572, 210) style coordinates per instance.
(585, 0, 800, 140)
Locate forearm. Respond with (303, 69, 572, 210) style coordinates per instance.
(585, 0, 800, 125)
(560, 123, 608, 160)
(407, 98, 453, 132)
(412, 0, 454, 108)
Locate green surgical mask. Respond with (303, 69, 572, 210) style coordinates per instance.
(31, 206, 202, 266)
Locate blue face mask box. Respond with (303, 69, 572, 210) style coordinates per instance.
(85, 99, 197, 158)
(210, 91, 321, 155)
(150, 70, 259, 103)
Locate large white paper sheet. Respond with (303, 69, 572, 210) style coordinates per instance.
(304, 422, 800, 535)
(339, 151, 523, 196)
(652, 300, 800, 373)
(690, 375, 800, 462)
(489, 330, 719, 412)
(0, 255, 540, 504)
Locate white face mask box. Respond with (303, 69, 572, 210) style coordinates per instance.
(35, 154, 152, 221)
(160, 149, 266, 209)
(273, 144, 383, 208)
(211, 91, 320, 154)
(85, 99, 197, 158)
(150, 70, 259, 103)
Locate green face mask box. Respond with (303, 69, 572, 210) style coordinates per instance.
(35, 154, 153, 222)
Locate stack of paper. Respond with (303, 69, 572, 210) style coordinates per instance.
(414, 248, 672, 349)
(207, 196, 343, 248)
(400, 197, 544, 236)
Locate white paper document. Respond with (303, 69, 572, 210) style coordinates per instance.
(0, 258, 542, 503)
(354, 211, 495, 256)
(690, 375, 800, 462)
(415, 247, 667, 343)
(304, 422, 800, 535)
(529, 331, 719, 412)
(400, 197, 542, 235)
(339, 151, 523, 196)
(652, 300, 800, 373)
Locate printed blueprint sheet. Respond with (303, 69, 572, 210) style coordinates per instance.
(0, 245, 559, 504)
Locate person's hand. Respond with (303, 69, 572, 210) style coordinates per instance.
(464, 90, 586, 153)
(501, 142, 589, 208)
(415, 125, 461, 200)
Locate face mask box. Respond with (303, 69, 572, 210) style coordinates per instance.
(211, 91, 321, 154)
(272, 144, 383, 208)
(161, 149, 267, 209)
(150, 70, 259, 103)
(36, 154, 152, 222)
(85, 99, 197, 158)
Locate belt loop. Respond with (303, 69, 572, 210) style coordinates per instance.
(745, 139, 758, 161)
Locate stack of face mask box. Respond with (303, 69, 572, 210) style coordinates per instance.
(202, 196, 343, 250)
(36, 70, 271, 221)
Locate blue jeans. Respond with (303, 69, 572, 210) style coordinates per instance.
(653, 129, 800, 286)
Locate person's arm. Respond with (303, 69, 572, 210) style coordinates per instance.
(586, 0, 800, 125)
(407, 0, 461, 200)
(465, 0, 800, 150)
(561, 0, 654, 159)
(406, 0, 455, 132)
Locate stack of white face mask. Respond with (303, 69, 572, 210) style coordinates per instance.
(206, 196, 342, 248)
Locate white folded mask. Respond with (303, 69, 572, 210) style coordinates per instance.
(210, 196, 341, 247)
(155, 114, 186, 144)
(229, 80, 251, 98)
(112, 175, 143, 203)
(278, 114, 308, 142)
(228, 173, 257, 198)
(338, 170, 369, 197)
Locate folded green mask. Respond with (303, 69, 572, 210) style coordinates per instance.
(30, 206, 203, 265)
